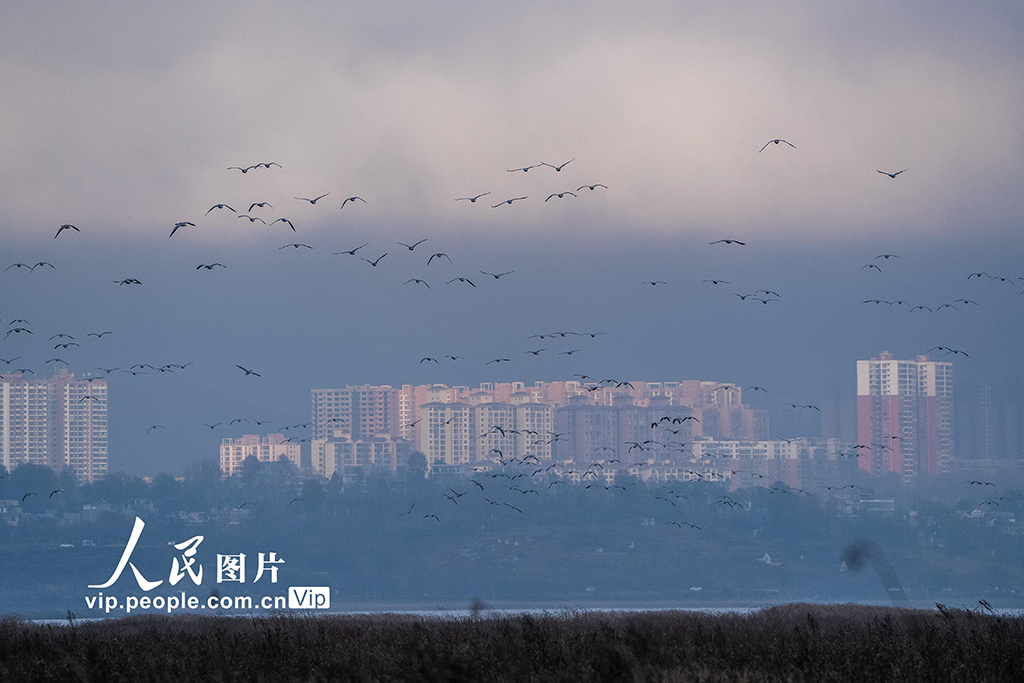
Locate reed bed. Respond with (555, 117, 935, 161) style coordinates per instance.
(0, 603, 1019, 682)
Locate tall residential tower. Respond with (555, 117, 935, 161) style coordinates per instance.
(856, 351, 953, 481)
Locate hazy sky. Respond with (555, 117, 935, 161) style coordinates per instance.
(2, 1, 1022, 474)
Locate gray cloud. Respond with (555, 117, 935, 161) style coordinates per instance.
(1, 1, 1022, 242)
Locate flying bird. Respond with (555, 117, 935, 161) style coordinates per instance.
(710, 239, 745, 245)
(362, 253, 387, 267)
(427, 253, 452, 265)
(759, 139, 796, 152)
(279, 243, 313, 249)
(455, 193, 491, 202)
(147, 425, 166, 434)
(341, 196, 366, 209)
(169, 221, 196, 238)
(295, 193, 330, 204)
(248, 202, 273, 211)
(236, 365, 261, 377)
(877, 169, 908, 178)
(542, 158, 575, 171)
(577, 184, 608, 191)
(197, 263, 227, 270)
(492, 197, 527, 207)
(55, 224, 80, 238)
(271, 218, 296, 231)
(480, 271, 514, 279)
(205, 204, 236, 215)
(448, 277, 476, 287)
(397, 239, 428, 251)
(334, 243, 369, 256)
(237, 215, 267, 224)
(545, 192, 577, 201)
(507, 164, 541, 172)
(405, 279, 430, 288)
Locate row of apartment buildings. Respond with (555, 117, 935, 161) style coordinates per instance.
(1, 370, 108, 483)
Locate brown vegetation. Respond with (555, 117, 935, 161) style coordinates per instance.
(0, 603, 1020, 682)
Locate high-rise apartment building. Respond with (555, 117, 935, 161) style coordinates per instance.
(219, 434, 301, 477)
(0, 370, 108, 483)
(857, 351, 953, 480)
(311, 385, 398, 441)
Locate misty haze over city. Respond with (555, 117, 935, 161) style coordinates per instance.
(2, 0, 1024, 623)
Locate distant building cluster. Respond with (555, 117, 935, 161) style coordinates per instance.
(305, 379, 769, 479)
(0, 369, 108, 483)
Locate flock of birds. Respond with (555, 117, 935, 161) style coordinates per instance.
(2, 139, 1021, 533)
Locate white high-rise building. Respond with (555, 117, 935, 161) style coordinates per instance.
(1, 370, 108, 483)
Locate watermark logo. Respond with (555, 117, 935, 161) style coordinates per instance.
(82, 516, 330, 614)
(288, 587, 331, 610)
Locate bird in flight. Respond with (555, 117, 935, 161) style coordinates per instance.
(542, 158, 575, 171)
(206, 204, 236, 215)
(874, 254, 901, 260)
(545, 192, 577, 201)
(341, 196, 366, 209)
(280, 243, 313, 250)
(334, 243, 369, 256)
(169, 221, 195, 238)
(420, 357, 439, 364)
(643, 281, 667, 286)
(238, 215, 267, 224)
(115, 278, 142, 285)
(877, 169, 908, 178)
(481, 271, 514, 279)
(248, 202, 273, 211)
(295, 193, 330, 204)
(486, 358, 510, 364)
(447, 277, 476, 287)
(492, 197, 527, 207)
(577, 184, 608, 191)
(759, 139, 796, 152)
(701, 279, 730, 285)
(33, 262, 56, 270)
(710, 239, 745, 245)
(362, 253, 387, 267)
(861, 264, 883, 272)
(427, 253, 452, 265)
(507, 164, 541, 172)
(147, 425, 166, 434)
(455, 193, 491, 202)
(405, 279, 430, 288)
(271, 218, 296, 231)
(55, 224, 80, 238)
(227, 165, 256, 173)
(5, 263, 33, 271)
(236, 365, 261, 377)
(197, 263, 227, 270)
(397, 239, 427, 251)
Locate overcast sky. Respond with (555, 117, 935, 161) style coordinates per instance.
(2, 1, 1022, 475)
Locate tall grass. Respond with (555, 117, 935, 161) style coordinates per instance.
(0, 604, 1020, 682)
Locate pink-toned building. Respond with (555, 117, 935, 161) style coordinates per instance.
(857, 351, 954, 481)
